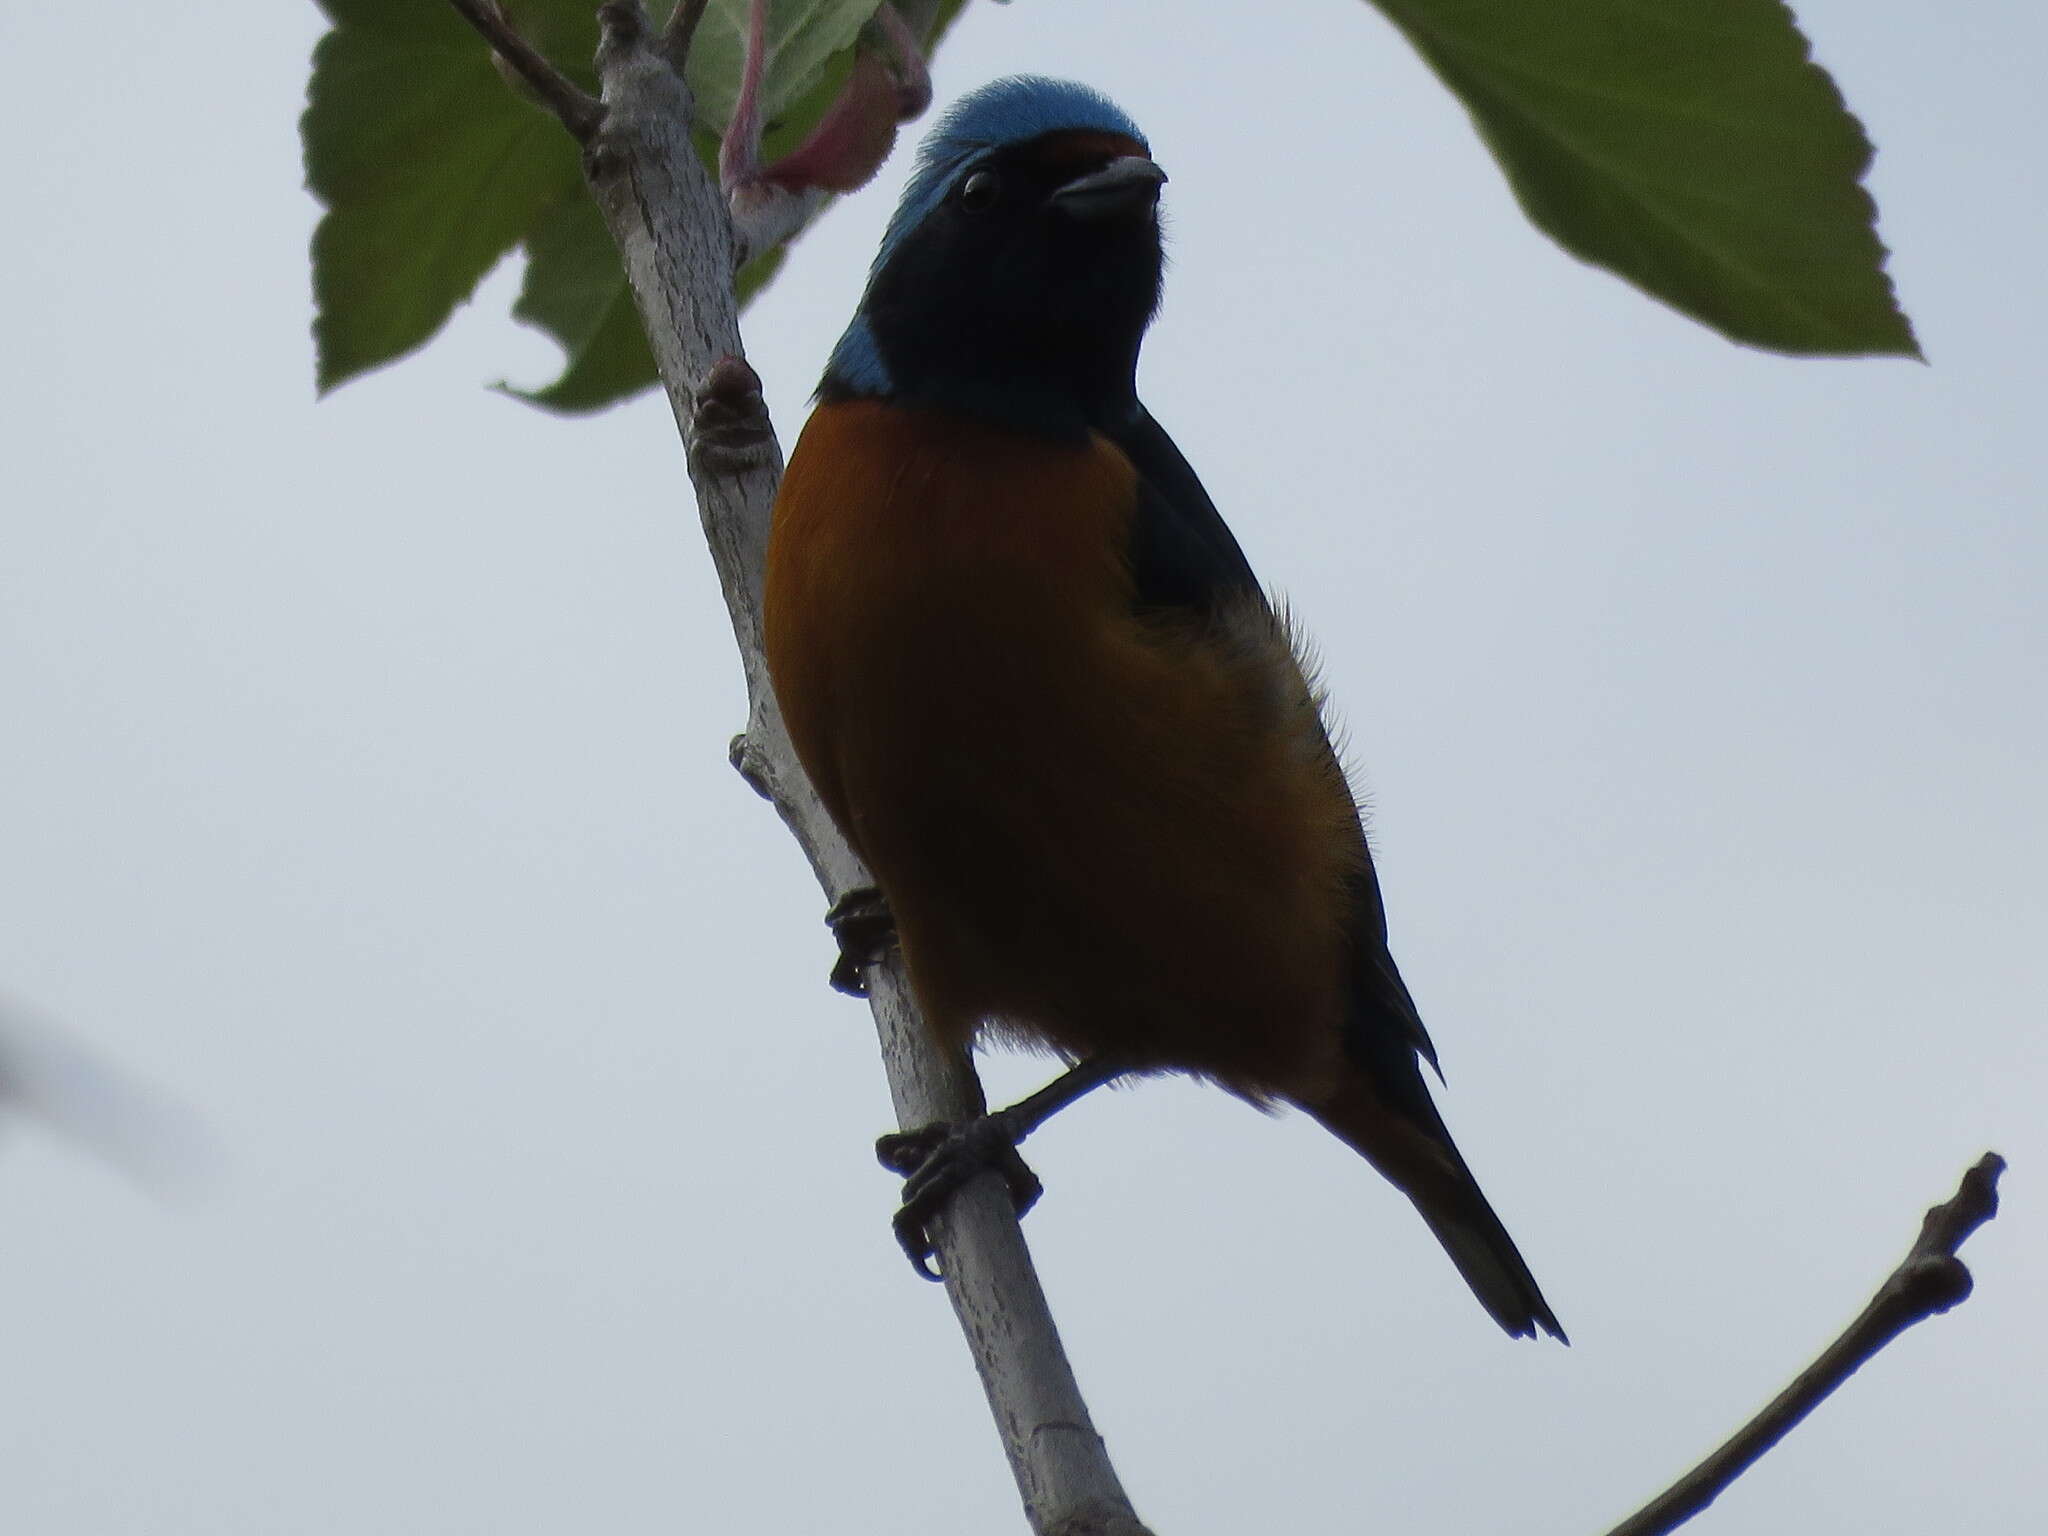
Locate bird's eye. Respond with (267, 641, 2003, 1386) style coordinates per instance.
(957, 168, 1002, 212)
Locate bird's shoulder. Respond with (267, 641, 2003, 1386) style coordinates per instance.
(1105, 407, 1265, 621)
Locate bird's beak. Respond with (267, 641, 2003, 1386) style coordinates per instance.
(1050, 155, 1167, 221)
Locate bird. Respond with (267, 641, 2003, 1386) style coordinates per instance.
(762, 75, 1564, 1341)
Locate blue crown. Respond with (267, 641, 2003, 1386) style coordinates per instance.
(825, 78, 1149, 396)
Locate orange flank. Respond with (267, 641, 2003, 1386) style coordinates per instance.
(765, 400, 1363, 1104)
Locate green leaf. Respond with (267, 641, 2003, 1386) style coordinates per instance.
(686, 0, 883, 135)
(504, 197, 792, 413)
(1371, 0, 1918, 355)
(305, 0, 585, 393)
(500, 191, 658, 412)
(307, 1, 967, 411)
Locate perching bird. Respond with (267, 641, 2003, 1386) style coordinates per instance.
(762, 76, 1563, 1341)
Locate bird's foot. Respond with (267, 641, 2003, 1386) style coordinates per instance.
(825, 886, 896, 997)
(876, 1113, 1043, 1280)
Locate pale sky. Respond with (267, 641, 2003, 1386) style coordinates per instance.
(2, 2, 2042, 1532)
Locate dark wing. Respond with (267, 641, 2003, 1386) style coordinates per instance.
(1109, 406, 1263, 617)
(1110, 405, 1442, 1089)
(1116, 409, 1557, 1339)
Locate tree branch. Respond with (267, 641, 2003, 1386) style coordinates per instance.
(659, 0, 711, 69)
(445, 3, 1152, 1531)
(448, 0, 606, 141)
(1606, 1153, 2005, 1536)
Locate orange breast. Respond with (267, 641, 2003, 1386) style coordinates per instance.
(765, 401, 1359, 1102)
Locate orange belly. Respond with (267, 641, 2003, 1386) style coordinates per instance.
(765, 401, 1361, 1103)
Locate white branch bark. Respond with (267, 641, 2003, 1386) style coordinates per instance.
(562, 6, 1152, 1532)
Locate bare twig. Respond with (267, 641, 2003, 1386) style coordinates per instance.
(1606, 1153, 2005, 1536)
(450, 6, 1152, 1531)
(447, 0, 606, 142)
(659, 0, 711, 68)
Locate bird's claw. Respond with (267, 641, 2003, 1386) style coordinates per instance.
(825, 886, 896, 997)
(877, 1115, 1043, 1280)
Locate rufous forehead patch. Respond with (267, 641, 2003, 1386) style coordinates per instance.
(1021, 129, 1153, 173)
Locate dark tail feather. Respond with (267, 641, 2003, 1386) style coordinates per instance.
(1306, 1081, 1566, 1343)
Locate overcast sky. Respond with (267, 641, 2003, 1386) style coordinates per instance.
(2, 2, 2042, 1532)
